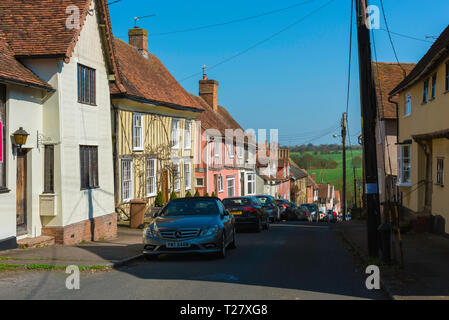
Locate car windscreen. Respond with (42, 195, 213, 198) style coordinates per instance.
(223, 198, 252, 207)
(159, 199, 219, 216)
(275, 200, 288, 205)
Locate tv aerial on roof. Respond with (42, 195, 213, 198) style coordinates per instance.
(134, 14, 156, 28)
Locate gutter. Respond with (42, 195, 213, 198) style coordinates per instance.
(0, 76, 55, 92)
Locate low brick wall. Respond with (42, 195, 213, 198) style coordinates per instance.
(42, 212, 117, 245)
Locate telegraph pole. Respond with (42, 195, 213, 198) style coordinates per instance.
(356, 0, 381, 257)
(353, 166, 358, 208)
(341, 113, 347, 220)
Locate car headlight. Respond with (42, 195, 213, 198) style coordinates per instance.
(200, 226, 220, 237)
(145, 224, 160, 238)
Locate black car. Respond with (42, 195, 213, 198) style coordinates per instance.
(274, 199, 293, 221)
(288, 202, 308, 221)
(223, 197, 270, 232)
(255, 195, 280, 222)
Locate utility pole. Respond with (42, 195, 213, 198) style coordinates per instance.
(353, 166, 358, 208)
(341, 112, 347, 220)
(355, 0, 381, 257)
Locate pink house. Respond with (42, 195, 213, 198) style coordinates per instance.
(192, 77, 241, 200)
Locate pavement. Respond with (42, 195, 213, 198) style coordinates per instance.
(336, 220, 449, 300)
(0, 221, 388, 300)
(0, 228, 143, 267)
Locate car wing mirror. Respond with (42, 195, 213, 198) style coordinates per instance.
(224, 209, 230, 216)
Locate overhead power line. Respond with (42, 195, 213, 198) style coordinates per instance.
(149, 0, 319, 36)
(179, 0, 336, 82)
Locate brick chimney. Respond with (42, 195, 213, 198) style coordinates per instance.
(199, 79, 219, 112)
(128, 28, 149, 58)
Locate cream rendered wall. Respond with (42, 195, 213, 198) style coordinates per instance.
(397, 58, 449, 215)
(0, 85, 45, 239)
(432, 138, 449, 232)
(57, 0, 115, 226)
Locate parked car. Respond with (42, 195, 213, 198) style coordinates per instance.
(255, 195, 280, 222)
(327, 209, 337, 223)
(274, 199, 292, 221)
(143, 197, 236, 260)
(223, 197, 270, 232)
(300, 203, 317, 222)
(288, 202, 308, 221)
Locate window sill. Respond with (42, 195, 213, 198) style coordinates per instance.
(146, 193, 157, 198)
(421, 101, 428, 105)
(185, 187, 191, 191)
(403, 113, 411, 118)
(429, 97, 435, 102)
(184, 147, 192, 151)
(81, 186, 100, 191)
(397, 183, 412, 187)
(133, 148, 144, 152)
(78, 101, 97, 107)
(0, 188, 11, 194)
(435, 184, 444, 187)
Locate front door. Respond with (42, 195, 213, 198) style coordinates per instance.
(16, 150, 27, 235)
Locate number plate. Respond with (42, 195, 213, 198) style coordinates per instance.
(166, 242, 191, 248)
(232, 211, 242, 215)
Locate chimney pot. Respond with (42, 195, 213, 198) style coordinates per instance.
(128, 28, 149, 57)
(199, 79, 219, 112)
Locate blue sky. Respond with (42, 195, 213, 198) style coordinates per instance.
(109, 0, 449, 145)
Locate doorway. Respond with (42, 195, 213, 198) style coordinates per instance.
(16, 149, 28, 236)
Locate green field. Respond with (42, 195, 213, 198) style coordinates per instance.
(290, 150, 363, 206)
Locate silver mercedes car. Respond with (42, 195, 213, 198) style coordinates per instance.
(143, 197, 236, 260)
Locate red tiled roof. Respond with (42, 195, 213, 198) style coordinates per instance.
(190, 94, 228, 134)
(391, 25, 449, 96)
(0, 0, 90, 57)
(372, 62, 416, 119)
(0, 33, 53, 90)
(217, 106, 242, 130)
(112, 38, 204, 112)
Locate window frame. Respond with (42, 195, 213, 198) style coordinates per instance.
(436, 157, 444, 186)
(214, 138, 220, 158)
(184, 162, 191, 190)
(171, 119, 180, 149)
(246, 173, 256, 195)
(0, 84, 6, 191)
(184, 120, 191, 150)
(132, 113, 144, 151)
(196, 178, 205, 187)
(174, 163, 181, 192)
(121, 159, 133, 203)
(398, 145, 412, 186)
(445, 60, 449, 92)
(404, 93, 412, 117)
(44, 145, 55, 194)
(77, 64, 96, 105)
(227, 175, 235, 197)
(431, 73, 437, 100)
(145, 158, 157, 197)
(228, 141, 235, 158)
(218, 174, 224, 193)
(80, 145, 99, 190)
(423, 78, 429, 103)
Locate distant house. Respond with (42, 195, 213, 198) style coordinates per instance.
(372, 62, 415, 220)
(110, 29, 205, 212)
(289, 161, 308, 205)
(257, 146, 291, 200)
(317, 184, 334, 211)
(334, 190, 341, 213)
(190, 78, 241, 199)
(390, 25, 449, 234)
(0, 0, 119, 249)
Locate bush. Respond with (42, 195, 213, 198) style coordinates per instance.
(154, 192, 165, 207)
(211, 192, 216, 197)
(185, 190, 192, 198)
(204, 192, 210, 197)
(194, 189, 200, 197)
(169, 191, 177, 201)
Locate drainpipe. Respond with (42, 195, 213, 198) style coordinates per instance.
(112, 103, 119, 207)
(388, 95, 400, 145)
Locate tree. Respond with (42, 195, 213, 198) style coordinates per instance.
(352, 155, 362, 168)
(211, 192, 216, 198)
(185, 190, 192, 198)
(155, 192, 165, 207)
(169, 191, 177, 201)
(194, 189, 200, 197)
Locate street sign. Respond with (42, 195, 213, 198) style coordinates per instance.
(0, 121, 3, 163)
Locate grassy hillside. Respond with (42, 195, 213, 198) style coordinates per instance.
(290, 150, 363, 206)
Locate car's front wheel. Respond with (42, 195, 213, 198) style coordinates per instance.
(229, 228, 237, 249)
(217, 233, 226, 259)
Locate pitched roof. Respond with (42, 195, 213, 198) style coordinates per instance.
(217, 106, 242, 130)
(390, 24, 449, 96)
(0, 35, 53, 91)
(290, 164, 308, 179)
(190, 94, 228, 134)
(372, 62, 416, 119)
(0, 0, 119, 90)
(0, 0, 90, 57)
(112, 37, 204, 112)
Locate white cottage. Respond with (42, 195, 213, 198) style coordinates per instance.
(0, 0, 119, 249)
